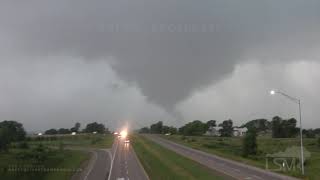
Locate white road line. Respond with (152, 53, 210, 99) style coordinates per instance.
(108, 140, 119, 180)
(107, 149, 112, 160)
(84, 150, 98, 180)
(252, 175, 263, 180)
(231, 168, 241, 172)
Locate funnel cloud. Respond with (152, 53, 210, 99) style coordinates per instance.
(0, 0, 319, 130)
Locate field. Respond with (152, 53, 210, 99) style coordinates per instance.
(131, 134, 231, 180)
(162, 135, 320, 180)
(0, 148, 88, 180)
(26, 134, 114, 149)
(0, 134, 114, 180)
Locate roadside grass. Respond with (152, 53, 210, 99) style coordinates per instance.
(162, 135, 320, 180)
(131, 134, 231, 180)
(0, 134, 114, 180)
(0, 148, 88, 180)
(25, 134, 114, 149)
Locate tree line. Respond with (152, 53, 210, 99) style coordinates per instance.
(0, 120, 110, 152)
(139, 117, 320, 157)
(44, 122, 110, 135)
(139, 116, 320, 138)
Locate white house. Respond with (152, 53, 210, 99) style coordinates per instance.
(233, 127, 248, 137)
(205, 126, 222, 136)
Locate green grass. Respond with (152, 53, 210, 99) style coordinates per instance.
(0, 149, 88, 180)
(0, 134, 114, 180)
(162, 135, 320, 180)
(131, 134, 230, 180)
(26, 134, 114, 149)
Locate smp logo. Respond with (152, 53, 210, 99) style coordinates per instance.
(265, 146, 311, 172)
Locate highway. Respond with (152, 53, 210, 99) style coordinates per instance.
(146, 135, 299, 180)
(72, 149, 112, 180)
(108, 138, 149, 180)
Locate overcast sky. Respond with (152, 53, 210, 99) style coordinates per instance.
(0, 0, 319, 132)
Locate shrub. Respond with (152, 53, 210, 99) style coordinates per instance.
(17, 141, 29, 149)
(242, 128, 258, 157)
(202, 143, 218, 149)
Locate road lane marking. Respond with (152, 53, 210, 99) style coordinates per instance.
(84, 150, 98, 180)
(231, 168, 241, 172)
(146, 135, 243, 180)
(108, 140, 119, 180)
(130, 145, 150, 180)
(252, 175, 263, 180)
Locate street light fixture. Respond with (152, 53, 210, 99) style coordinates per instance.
(270, 90, 305, 175)
(270, 90, 276, 95)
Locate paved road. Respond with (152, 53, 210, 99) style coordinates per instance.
(146, 135, 300, 180)
(72, 149, 112, 180)
(108, 138, 149, 180)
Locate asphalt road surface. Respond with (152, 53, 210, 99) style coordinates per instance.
(108, 138, 149, 180)
(72, 149, 112, 180)
(146, 135, 299, 180)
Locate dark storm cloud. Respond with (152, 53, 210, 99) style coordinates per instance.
(1, 0, 319, 111)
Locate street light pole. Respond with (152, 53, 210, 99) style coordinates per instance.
(298, 100, 305, 175)
(270, 90, 305, 175)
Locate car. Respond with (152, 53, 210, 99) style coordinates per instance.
(124, 139, 130, 143)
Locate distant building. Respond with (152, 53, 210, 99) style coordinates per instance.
(205, 126, 222, 136)
(233, 127, 248, 137)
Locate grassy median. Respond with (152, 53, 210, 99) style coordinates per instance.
(131, 134, 230, 180)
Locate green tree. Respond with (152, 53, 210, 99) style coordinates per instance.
(0, 127, 10, 151)
(0, 120, 26, 141)
(206, 120, 216, 130)
(314, 128, 320, 135)
(45, 128, 58, 135)
(271, 116, 283, 138)
(219, 119, 233, 137)
(139, 127, 150, 133)
(150, 121, 163, 134)
(243, 119, 270, 132)
(162, 125, 170, 134)
(242, 128, 258, 157)
(58, 128, 71, 134)
(271, 116, 299, 138)
(285, 118, 299, 137)
(303, 129, 316, 138)
(83, 122, 106, 133)
(0, 120, 26, 151)
(168, 126, 178, 134)
(71, 122, 81, 132)
(180, 120, 207, 136)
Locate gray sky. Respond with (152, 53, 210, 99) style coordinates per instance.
(0, 0, 319, 131)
